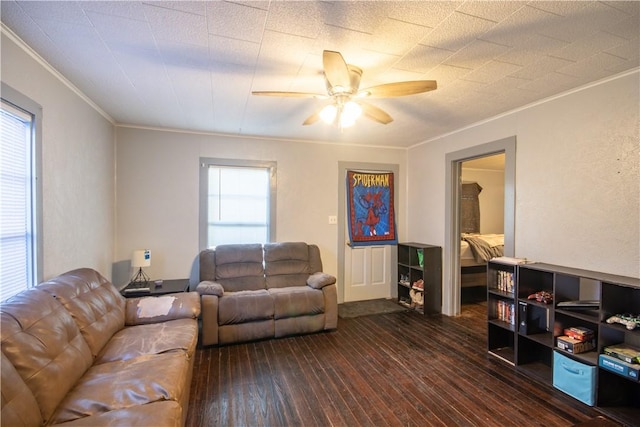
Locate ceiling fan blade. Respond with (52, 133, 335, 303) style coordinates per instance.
(323, 50, 351, 91)
(359, 102, 393, 124)
(302, 111, 321, 126)
(358, 80, 437, 98)
(252, 91, 327, 99)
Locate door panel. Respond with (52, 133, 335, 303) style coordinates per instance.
(370, 246, 387, 285)
(344, 244, 391, 302)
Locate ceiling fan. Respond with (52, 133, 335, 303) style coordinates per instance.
(252, 50, 437, 128)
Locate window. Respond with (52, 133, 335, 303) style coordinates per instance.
(1, 84, 42, 301)
(199, 158, 276, 248)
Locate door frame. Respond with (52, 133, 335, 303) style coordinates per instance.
(337, 161, 400, 304)
(444, 136, 516, 316)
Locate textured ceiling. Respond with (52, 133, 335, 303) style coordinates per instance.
(2, 1, 638, 147)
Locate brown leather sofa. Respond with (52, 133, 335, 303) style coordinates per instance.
(197, 242, 338, 346)
(1, 268, 200, 427)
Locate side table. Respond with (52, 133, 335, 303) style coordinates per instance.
(121, 278, 189, 297)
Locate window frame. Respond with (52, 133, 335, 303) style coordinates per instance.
(199, 158, 276, 250)
(1, 83, 43, 296)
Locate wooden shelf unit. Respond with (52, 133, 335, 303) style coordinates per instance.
(487, 260, 640, 426)
(397, 243, 442, 315)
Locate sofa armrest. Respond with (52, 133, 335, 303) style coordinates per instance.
(196, 281, 224, 297)
(199, 294, 219, 346)
(307, 272, 336, 289)
(125, 292, 201, 326)
(322, 283, 338, 330)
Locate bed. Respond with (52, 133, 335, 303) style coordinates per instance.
(460, 233, 504, 288)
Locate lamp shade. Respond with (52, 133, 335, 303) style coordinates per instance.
(132, 249, 151, 268)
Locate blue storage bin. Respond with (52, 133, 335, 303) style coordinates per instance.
(553, 351, 596, 406)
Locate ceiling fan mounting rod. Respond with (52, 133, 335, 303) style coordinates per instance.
(333, 94, 351, 105)
(327, 85, 354, 97)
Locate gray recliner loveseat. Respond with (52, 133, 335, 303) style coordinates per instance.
(197, 242, 338, 346)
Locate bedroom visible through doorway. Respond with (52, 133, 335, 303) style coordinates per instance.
(444, 136, 515, 316)
(460, 154, 505, 305)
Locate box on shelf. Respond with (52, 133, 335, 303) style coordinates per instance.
(603, 344, 640, 364)
(563, 327, 594, 342)
(556, 336, 595, 354)
(599, 354, 640, 382)
(553, 351, 596, 406)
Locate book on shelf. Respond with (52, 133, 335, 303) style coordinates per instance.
(496, 271, 515, 293)
(496, 300, 515, 325)
(491, 256, 529, 265)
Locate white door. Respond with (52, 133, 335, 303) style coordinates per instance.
(338, 161, 398, 304)
(344, 242, 392, 302)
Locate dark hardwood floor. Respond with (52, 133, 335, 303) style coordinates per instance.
(186, 302, 604, 427)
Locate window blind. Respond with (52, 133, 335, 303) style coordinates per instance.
(206, 166, 270, 247)
(1, 100, 35, 301)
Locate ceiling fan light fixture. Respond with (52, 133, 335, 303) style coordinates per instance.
(340, 101, 362, 127)
(319, 104, 337, 124)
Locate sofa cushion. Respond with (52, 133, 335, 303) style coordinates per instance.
(124, 292, 201, 326)
(219, 320, 274, 345)
(56, 400, 183, 427)
(264, 242, 312, 288)
(49, 352, 190, 425)
(94, 318, 199, 364)
(0, 352, 43, 427)
(275, 314, 326, 338)
(37, 268, 125, 358)
(199, 249, 216, 281)
(269, 286, 324, 319)
(0, 288, 94, 424)
(308, 244, 324, 273)
(215, 243, 266, 292)
(218, 290, 274, 325)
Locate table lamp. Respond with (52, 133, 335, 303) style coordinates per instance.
(130, 249, 151, 284)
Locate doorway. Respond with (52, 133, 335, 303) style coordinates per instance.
(444, 136, 516, 316)
(459, 154, 505, 305)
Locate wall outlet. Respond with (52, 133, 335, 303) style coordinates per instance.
(328, 215, 337, 225)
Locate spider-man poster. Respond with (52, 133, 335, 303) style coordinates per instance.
(347, 170, 397, 246)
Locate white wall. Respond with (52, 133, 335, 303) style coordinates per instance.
(408, 70, 640, 279)
(115, 127, 406, 286)
(1, 32, 115, 280)
(461, 167, 505, 234)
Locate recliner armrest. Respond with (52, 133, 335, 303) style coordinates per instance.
(125, 292, 201, 326)
(307, 272, 336, 289)
(196, 281, 224, 297)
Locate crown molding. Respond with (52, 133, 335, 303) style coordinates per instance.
(2, 23, 114, 124)
(410, 67, 640, 150)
